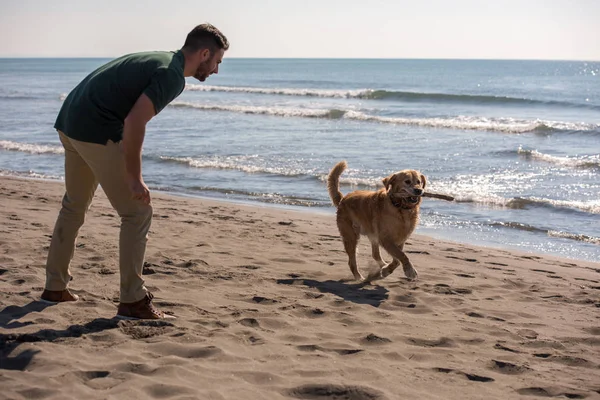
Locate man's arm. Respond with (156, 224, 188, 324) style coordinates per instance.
(122, 93, 156, 204)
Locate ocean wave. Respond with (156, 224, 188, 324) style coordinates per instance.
(454, 194, 600, 215)
(170, 102, 346, 119)
(517, 147, 600, 170)
(0, 94, 38, 100)
(505, 197, 600, 214)
(185, 84, 370, 99)
(185, 84, 600, 110)
(489, 221, 546, 233)
(169, 102, 599, 134)
(0, 140, 64, 154)
(0, 169, 63, 180)
(158, 155, 315, 177)
(184, 186, 326, 207)
(0, 92, 68, 101)
(157, 155, 388, 187)
(490, 221, 600, 245)
(547, 230, 600, 245)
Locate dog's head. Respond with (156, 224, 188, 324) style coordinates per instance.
(382, 170, 427, 207)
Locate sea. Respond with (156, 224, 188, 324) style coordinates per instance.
(0, 57, 598, 262)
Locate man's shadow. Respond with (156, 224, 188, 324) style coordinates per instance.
(0, 302, 121, 372)
(277, 277, 388, 307)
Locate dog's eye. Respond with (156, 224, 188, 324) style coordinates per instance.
(404, 180, 411, 185)
(416, 180, 421, 185)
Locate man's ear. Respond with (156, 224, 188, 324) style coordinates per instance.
(200, 48, 211, 62)
(421, 174, 427, 190)
(382, 174, 396, 191)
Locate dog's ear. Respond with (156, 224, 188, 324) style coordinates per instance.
(420, 174, 427, 189)
(382, 174, 396, 191)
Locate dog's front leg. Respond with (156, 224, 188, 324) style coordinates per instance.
(380, 241, 418, 280)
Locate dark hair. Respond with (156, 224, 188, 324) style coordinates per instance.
(182, 23, 229, 52)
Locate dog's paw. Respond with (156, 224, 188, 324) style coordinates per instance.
(362, 269, 384, 284)
(353, 273, 366, 281)
(403, 265, 418, 280)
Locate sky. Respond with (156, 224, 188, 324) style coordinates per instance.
(1, 0, 599, 60)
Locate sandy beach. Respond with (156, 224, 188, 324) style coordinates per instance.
(1, 176, 599, 400)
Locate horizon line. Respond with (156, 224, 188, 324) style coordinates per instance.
(0, 56, 599, 62)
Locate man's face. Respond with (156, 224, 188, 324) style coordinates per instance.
(194, 48, 225, 82)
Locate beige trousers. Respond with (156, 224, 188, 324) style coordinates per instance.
(45, 131, 152, 303)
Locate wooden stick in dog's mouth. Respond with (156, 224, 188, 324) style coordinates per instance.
(391, 192, 455, 202)
(422, 192, 455, 201)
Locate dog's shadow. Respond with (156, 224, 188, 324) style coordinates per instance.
(277, 277, 388, 307)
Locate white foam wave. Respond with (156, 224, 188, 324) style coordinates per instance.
(432, 173, 600, 214)
(160, 155, 387, 187)
(0, 169, 63, 180)
(169, 102, 598, 134)
(159, 155, 309, 176)
(548, 230, 600, 245)
(521, 197, 600, 214)
(170, 102, 344, 119)
(518, 147, 600, 169)
(454, 194, 600, 214)
(0, 140, 64, 154)
(185, 84, 370, 99)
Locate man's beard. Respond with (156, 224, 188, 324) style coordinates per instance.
(194, 60, 212, 81)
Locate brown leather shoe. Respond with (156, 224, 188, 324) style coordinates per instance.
(40, 289, 79, 303)
(117, 292, 164, 320)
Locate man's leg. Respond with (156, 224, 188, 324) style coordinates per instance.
(44, 131, 98, 301)
(67, 138, 158, 316)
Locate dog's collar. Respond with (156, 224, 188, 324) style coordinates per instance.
(388, 193, 417, 210)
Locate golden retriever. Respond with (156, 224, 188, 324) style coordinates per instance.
(327, 161, 426, 283)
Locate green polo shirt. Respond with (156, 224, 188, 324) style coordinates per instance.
(55, 50, 186, 144)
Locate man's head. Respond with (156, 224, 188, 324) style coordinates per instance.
(182, 23, 229, 81)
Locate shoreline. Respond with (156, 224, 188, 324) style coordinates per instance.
(4, 174, 597, 264)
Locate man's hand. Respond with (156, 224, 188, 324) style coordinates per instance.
(127, 176, 151, 205)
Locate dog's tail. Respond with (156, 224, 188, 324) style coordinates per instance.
(327, 161, 347, 207)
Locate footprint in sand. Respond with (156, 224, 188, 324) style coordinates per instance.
(237, 264, 261, 270)
(286, 384, 386, 400)
(538, 355, 597, 369)
(432, 367, 494, 382)
(517, 329, 539, 339)
(430, 283, 473, 295)
(296, 344, 363, 355)
(494, 342, 522, 353)
(516, 387, 586, 398)
(360, 333, 392, 345)
(406, 337, 455, 348)
(17, 388, 59, 399)
(487, 262, 509, 267)
(238, 318, 261, 328)
(582, 327, 600, 335)
(488, 360, 531, 374)
(73, 370, 110, 380)
(445, 256, 478, 263)
(251, 296, 278, 305)
(143, 384, 196, 398)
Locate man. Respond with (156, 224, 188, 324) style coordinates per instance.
(41, 24, 229, 319)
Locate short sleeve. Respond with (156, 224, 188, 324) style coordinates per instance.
(143, 68, 185, 115)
